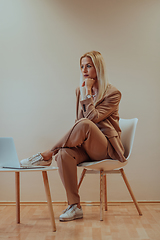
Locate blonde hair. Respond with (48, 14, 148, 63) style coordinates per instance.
(80, 51, 109, 105)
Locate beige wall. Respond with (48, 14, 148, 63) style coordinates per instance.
(0, 0, 160, 203)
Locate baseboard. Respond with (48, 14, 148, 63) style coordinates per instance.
(0, 200, 160, 206)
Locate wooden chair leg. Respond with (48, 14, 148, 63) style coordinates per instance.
(120, 168, 142, 216)
(78, 169, 87, 189)
(100, 170, 104, 221)
(104, 174, 107, 211)
(42, 171, 56, 232)
(15, 172, 20, 224)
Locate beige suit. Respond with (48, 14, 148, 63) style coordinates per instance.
(52, 84, 126, 205)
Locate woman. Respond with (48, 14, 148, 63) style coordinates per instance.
(20, 51, 126, 221)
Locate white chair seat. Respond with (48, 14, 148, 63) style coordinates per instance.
(78, 159, 128, 171)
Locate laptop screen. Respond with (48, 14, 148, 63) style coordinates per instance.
(0, 137, 20, 168)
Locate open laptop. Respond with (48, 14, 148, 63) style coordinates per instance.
(0, 137, 45, 169)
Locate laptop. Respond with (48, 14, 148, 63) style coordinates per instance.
(0, 137, 45, 169)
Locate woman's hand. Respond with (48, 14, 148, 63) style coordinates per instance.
(82, 78, 95, 95)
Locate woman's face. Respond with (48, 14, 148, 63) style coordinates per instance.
(81, 57, 97, 80)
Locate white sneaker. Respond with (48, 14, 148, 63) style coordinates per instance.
(20, 153, 52, 167)
(59, 205, 83, 222)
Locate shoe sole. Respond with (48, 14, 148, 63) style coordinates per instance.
(59, 214, 83, 222)
(20, 159, 52, 168)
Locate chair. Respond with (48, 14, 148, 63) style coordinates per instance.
(78, 118, 142, 220)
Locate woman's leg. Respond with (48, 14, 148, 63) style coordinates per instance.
(42, 118, 109, 160)
(56, 147, 89, 206)
(50, 119, 109, 206)
(55, 118, 109, 160)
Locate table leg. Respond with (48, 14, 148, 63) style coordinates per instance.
(15, 172, 20, 223)
(42, 171, 56, 232)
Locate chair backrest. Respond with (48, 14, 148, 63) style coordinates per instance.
(119, 118, 138, 160)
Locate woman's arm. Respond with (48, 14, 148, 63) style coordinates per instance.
(80, 89, 121, 124)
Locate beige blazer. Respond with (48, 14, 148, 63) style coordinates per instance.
(75, 84, 126, 162)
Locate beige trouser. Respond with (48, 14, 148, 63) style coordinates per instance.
(52, 118, 109, 205)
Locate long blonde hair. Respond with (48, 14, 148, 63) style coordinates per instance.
(80, 51, 109, 105)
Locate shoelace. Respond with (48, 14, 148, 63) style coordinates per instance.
(63, 205, 71, 214)
(28, 153, 43, 163)
(63, 205, 77, 214)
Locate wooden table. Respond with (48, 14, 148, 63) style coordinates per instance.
(0, 166, 58, 232)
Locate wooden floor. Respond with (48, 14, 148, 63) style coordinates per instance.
(0, 203, 160, 240)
